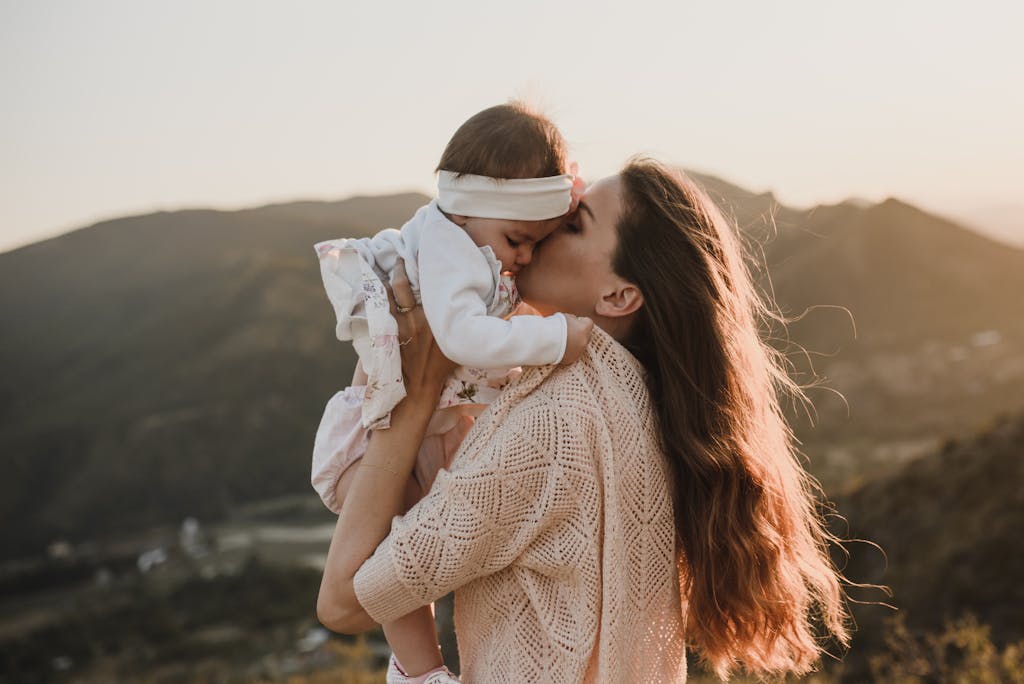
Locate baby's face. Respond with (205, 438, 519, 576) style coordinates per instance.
(458, 215, 564, 275)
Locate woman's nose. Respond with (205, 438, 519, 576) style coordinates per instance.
(516, 247, 533, 265)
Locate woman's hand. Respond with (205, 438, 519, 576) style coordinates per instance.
(388, 259, 457, 400)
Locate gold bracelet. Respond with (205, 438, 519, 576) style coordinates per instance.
(360, 461, 402, 477)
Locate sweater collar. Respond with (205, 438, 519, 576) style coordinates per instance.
(493, 324, 645, 414)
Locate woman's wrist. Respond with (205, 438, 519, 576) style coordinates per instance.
(392, 386, 439, 428)
(402, 375, 446, 406)
(358, 390, 437, 475)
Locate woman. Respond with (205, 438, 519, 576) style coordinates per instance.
(316, 159, 852, 681)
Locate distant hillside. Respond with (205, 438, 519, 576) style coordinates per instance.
(690, 170, 1024, 485)
(690, 170, 1024, 351)
(2, 179, 1023, 558)
(939, 203, 1024, 249)
(771, 197, 1024, 347)
(0, 193, 428, 557)
(831, 410, 1024, 681)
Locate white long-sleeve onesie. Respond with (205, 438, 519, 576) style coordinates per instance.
(313, 199, 568, 431)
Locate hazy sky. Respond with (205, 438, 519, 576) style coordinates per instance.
(2, 0, 1022, 253)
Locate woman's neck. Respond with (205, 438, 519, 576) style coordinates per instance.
(517, 302, 635, 345)
(592, 312, 633, 345)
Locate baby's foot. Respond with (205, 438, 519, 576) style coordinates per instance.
(385, 653, 409, 684)
(387, 653, 461, 684)
(422, 669, 461, 683)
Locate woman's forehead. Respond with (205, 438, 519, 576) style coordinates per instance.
(580, 175, 623, 229)
(585, 176, 622, 219)
(511, 216, 562, 241)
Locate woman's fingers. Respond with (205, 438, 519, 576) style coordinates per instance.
(391, 260, 415, 310)
(380, 259, 457, 400)
(380, 259, 457, 397)
(389, 259, 419, 342)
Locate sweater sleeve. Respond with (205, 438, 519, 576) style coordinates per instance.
(352, 399, 584, 624)
(418, 221, 567, 368)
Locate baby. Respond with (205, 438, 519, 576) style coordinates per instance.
(310, 102, 591, 683)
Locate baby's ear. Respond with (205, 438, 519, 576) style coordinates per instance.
(447, 214, 469, 227)
(595, 280, 644, 319)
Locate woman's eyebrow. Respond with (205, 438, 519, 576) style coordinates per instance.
(578, 201, 595, 221)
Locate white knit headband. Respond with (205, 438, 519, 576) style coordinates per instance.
(436, 170, 575, 221)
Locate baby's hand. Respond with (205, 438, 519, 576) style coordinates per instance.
(560, 314, 595, 365)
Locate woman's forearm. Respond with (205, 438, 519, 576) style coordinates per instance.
(316, 390, 437, 633)
(317, 259, 455, 633)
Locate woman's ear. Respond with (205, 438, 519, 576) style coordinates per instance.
(595, 280, 644, 319)
(447, 214, 469, 227)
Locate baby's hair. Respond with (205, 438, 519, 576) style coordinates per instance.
(436, 101, 568, 180)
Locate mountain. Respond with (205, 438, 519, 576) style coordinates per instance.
(690, 170, 1024, 350)
(0, 194, 428, 557)
(2, 181, 1023, 558)
(938, 203, 1024, 249)
(770, 197, 1024, 347)
(689, 171, 1024, 487)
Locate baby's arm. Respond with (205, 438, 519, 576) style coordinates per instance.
(418, 228, 571, 368)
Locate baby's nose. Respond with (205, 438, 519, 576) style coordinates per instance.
(517, 247, 533, 265)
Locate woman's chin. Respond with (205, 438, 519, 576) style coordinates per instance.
(514, 288, 553, 316)
(516, 272, 556, 316)
(514, 302, 543, 316)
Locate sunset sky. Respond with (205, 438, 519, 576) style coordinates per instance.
(2, 0, 1021, 253)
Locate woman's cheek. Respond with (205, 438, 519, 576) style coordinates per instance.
(514, 265, 546, 308)
(517, 232, 570, 303)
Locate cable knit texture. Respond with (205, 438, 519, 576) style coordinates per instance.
(353, 327, 688, 683)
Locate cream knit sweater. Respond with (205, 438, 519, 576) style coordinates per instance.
(353, 327, 689, 683)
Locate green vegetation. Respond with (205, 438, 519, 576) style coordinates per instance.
(869, 613, 1024, 683)
(1, 556, 330, 682)
(828, 411, 1024, 681)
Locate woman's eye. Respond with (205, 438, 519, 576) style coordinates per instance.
(506, 237, 520, 247)
(564, 222, 581, 234)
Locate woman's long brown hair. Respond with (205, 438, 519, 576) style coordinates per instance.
(613, 158, 852, 679)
